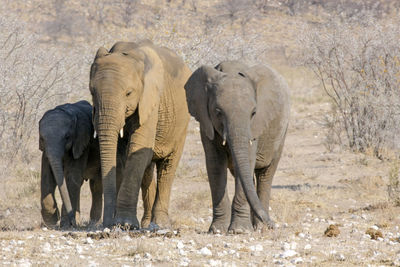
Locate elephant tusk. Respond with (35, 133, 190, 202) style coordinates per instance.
(222, 139, 226, 146)
(93, 130, 97, 138)
(222, 131, 227, 146)
(249, 139, 253, 146)
(120, 128, 124, 138)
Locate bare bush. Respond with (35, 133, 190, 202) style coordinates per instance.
(0, 17, 85, 166)
(299, 16, 400, 157)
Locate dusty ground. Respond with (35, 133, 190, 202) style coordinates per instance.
(1, 64, 400, 266)
(1, 1, 400, 266)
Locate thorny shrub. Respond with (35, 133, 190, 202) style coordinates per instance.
(0, 18, 86, 167)
(299, 16, 400, 158)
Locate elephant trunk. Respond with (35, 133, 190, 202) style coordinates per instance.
(96, 104, 124, 227)
(47, 154, 76, 227)
(228, 125, 269, 224)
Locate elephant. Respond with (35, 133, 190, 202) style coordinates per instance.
(89, 40, 191, 228)
(39, 100, 102, 228)
(184, 60, 290, 233)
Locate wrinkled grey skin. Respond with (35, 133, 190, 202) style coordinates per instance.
(89, 40, 191, 228)
(185, 61, 290, 233)
(39, 100, 102, 228)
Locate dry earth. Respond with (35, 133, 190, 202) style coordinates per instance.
(1, 1, 400, 266)
(1, 65, 400, 266)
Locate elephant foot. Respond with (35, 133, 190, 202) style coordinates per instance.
(228, 216, 253, 234)
(208, 219, 230, 234)
(60, 212, 77, 229)
(151, 211, 171, 229)
(115, 216, 140, 230)
(41, 208, 60, 229)
(253, 216, 275, 231)
(141, 215, 152, 229)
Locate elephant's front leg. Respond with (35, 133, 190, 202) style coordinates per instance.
(90, 178, 103, 224)
(115, 116, 156, 229)
(201, 132, 231, 234)
(40, 154, 60, 228)
(141, 163, 156, 228)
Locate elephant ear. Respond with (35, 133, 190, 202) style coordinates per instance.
(72, 110, 92, 160)
(246, 65, 285, 139)
(137, 47, 163, 126)
(184, 66, 223, 140)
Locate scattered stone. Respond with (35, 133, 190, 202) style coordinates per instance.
(103, 228, 111, 233)
(42, 242, 51, 253)
(177, 241, 184, 249)
(63, 232, 79, 239)
(366, 228, 383, 240)
(281, 250, 297, 258)
(304, 244, 311, 250)
(85, 237, 93, 244)
(292, 257, 303, 264)
(324, 224, 340, 237)
(199, 247, 212, 256)
(209, 259, 221, 266)
(249, 244, 263, 252)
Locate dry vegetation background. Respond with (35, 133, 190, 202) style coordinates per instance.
(1, 0, 400, 266)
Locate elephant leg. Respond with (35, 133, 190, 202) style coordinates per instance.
(60, 159, 84, 228)
(90, 178, 103, 224)
(201, 132, 231, 234)
(151, 141, 185, 229)
(40, 154, 60, 228)
(115, 147, 153, 229)
(141, 163, 156, 228)
(252, 145, 284, 231)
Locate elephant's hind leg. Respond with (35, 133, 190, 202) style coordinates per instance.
(151, 141, 185, 229)
(141, 163, 156, 228)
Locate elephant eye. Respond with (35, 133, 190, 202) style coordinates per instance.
(126, 91, 132, 97)
(251, 109, 256, 118)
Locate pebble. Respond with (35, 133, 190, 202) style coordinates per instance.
(122, 235, 132, 241)
(209, 259, 221, 266)
(250, 244, 263, 252)
(199, 247, 212, 256)
(177, 241, 184, 249)
(42, 242, 51, 253)
(292, 257, 303, 264)
(371, 225, 379, 230)
(103, 228, 111, 233)
(85, 237, 93, 244)
(281, 250, 297, 258)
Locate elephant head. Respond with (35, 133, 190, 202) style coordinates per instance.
(89, 41, 162, 226)
(184, 62, 278, 225)
(39, 101, 92, 227)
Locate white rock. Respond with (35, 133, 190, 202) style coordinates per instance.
(76, 245, 83, 254)
(304, 244, 311, 250)
(209, 259, 221, 266)
(283, 242, 291, 251)
(144, 252, 151, 259)
(281, 250, 297, 258)
(5, 209, 10, 216)
(103, 228, 110, 233)
(176, 241, 185, 250)
(85, 237, 93, 244)
(336, 254, 345, 261)
(313, 218, 319, 223)
(377, 237, 384, 241)
(49, 234, 55, 238)
(199, 247, 212, 256)
(290, 242, 297, 250)
(42, 242, 51, 253)
(180, 262, 189, 267)
(298, 233, 305, 238)
(17, 240, 24, 245)
(250, 244, 263, 252)
(292, 257, 303, 264)
(122, 235, 132, 241)
(228, 249, 236, 255)
(41, 227, 48, 231)
(371, 225, 379, 230)
(179, 249, 187, 256)
(189, 240, 195, 246)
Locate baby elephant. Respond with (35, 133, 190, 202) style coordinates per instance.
(185, 61, 290, 234)
(39, 100, 102, 228)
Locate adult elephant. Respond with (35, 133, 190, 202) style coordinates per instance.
(39, 100, 102, 228)
(184, 61, 290, 233)
(89, 40, 191, 228)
